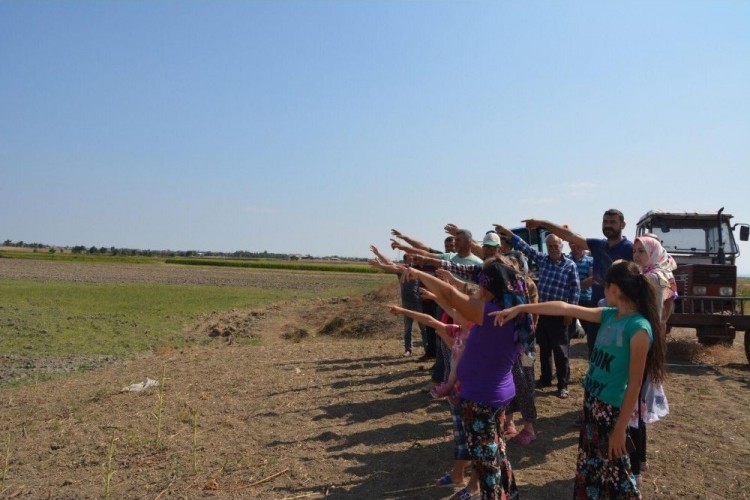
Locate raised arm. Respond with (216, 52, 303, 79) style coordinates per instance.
(494, 223, 541, 262)
(404, 267, 485, 325)
(391, 229, 432, 252)
(522, 219, 588, 250)
(369, 245, 391, 263)
(390, 239, 439, 258)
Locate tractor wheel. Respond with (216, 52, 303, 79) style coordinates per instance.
(697, 326, 735, 347)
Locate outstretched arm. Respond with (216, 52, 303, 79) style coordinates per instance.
(490, 301, 603, 326)
(391, 229, 432, 252)
(369, 245, 393, 265)
(391, 240, 439, 258)
(522, 219, 588, 250)
(404, 267, 484, 324)
(368, 259, 402, 274)
(387, 305, 446, 335)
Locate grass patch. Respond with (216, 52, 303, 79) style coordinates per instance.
(165, 258, 377, 273)
(0, 279, 368, 357)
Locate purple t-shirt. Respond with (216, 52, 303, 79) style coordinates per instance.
(457, 301, 518, 407)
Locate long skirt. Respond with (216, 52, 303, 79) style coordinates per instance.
(573, 394, 641, 499)
(459, 399, 519, 500)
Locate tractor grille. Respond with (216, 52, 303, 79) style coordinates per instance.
(691, 265, 736, 284)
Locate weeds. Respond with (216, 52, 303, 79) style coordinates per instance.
(154, 365, 166, 446)
(103, 431, 116, 499)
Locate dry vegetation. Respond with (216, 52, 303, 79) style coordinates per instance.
(0, 261, 748, 499)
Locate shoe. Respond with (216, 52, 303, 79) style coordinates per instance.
(430, 383, 451, 398)
(403, 350, 412, 357)
(635, 474, 642, 488)
(503, 422, 518, 437)
(535, 379, 552, 389)
(558, 388, 570, 399)
(421, 381, 437, 393)
(450, 488, 479, 500)
(573, 414, 583, 426)
(436, 472, 464, 488)
(515, 428, 536, 446)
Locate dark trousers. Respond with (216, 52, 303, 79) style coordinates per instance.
(629, 419, 648, 475)
(536, 314, 570, 390)
(577, 298, 599, 359)
(421, 300, 437, 357)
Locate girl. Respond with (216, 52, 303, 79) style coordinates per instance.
(386, 293, 473, 489)
(630, 236, 675, 479)
(490, 260, 666, 499)
(404, 258, 523, 500)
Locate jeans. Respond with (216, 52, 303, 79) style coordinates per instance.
(401, 300, 425, 351)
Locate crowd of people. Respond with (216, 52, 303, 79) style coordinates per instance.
(368, 209, 672, 500)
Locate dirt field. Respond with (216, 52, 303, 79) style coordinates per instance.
(0, 260, 749, 499)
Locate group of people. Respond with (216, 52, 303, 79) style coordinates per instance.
(368, 208, 674, 500)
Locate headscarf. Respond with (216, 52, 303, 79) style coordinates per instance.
(635, 235, 678, 301)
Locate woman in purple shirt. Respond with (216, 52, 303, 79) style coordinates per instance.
(404, 257, 524, 500)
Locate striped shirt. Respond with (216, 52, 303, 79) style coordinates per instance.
(511, 235, 580, 304)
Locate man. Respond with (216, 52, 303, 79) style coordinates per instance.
(496, 225, 580, 399)
(568, 240, 594, 342)
(523, 209, 633, 354)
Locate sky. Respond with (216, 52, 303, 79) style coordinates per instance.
(1, 1, 749, 273)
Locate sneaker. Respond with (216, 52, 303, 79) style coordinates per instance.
(558, 388, 570, 399)
(515, 428, 536, 446)
(403, 350, 412, 357)
(640, 461, 649, 473)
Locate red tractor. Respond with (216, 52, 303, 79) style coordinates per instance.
(636, 208, 750, 363)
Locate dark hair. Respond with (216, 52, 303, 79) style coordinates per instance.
(455, 228, 473, 241)
(605, 260, 666, 384)
(444, 236, 455, 243)
(603, 209, 625, 223)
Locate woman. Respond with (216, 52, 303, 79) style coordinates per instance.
(404, 257, 523, 500)
(630, 236, 675, 479)
(491, 260, 666, 499)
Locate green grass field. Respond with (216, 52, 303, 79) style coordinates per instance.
(0, 276, 384, 358)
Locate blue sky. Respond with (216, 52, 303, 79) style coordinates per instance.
(1, 1, 749, 273)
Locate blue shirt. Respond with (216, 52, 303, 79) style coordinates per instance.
(511, 235, 580, 304)
(569, 252, 594, 302)
(586, 237, 634, 304)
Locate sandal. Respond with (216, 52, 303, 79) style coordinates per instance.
(503, 422, 518, 437)
(515, 428, 537, 446)
(436, 473, 455, 488)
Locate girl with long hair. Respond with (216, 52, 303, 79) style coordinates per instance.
(490, 260, 666, 499)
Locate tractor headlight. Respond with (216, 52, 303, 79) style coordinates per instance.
(719, 287, 733, 297)
(692, 286, 707, 295)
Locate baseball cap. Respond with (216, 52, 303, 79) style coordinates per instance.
(482, 231, 501, 247)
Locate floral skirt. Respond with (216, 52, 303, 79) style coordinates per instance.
(459, 399, 519, 500)
(573, 395, 641, 500)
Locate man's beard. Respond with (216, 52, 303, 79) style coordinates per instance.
(603, 227, 621, 239)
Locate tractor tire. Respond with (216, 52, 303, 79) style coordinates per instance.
(697, 326, 735, 347)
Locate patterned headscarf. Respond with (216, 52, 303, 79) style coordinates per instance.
(635, 235, 678, 300)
